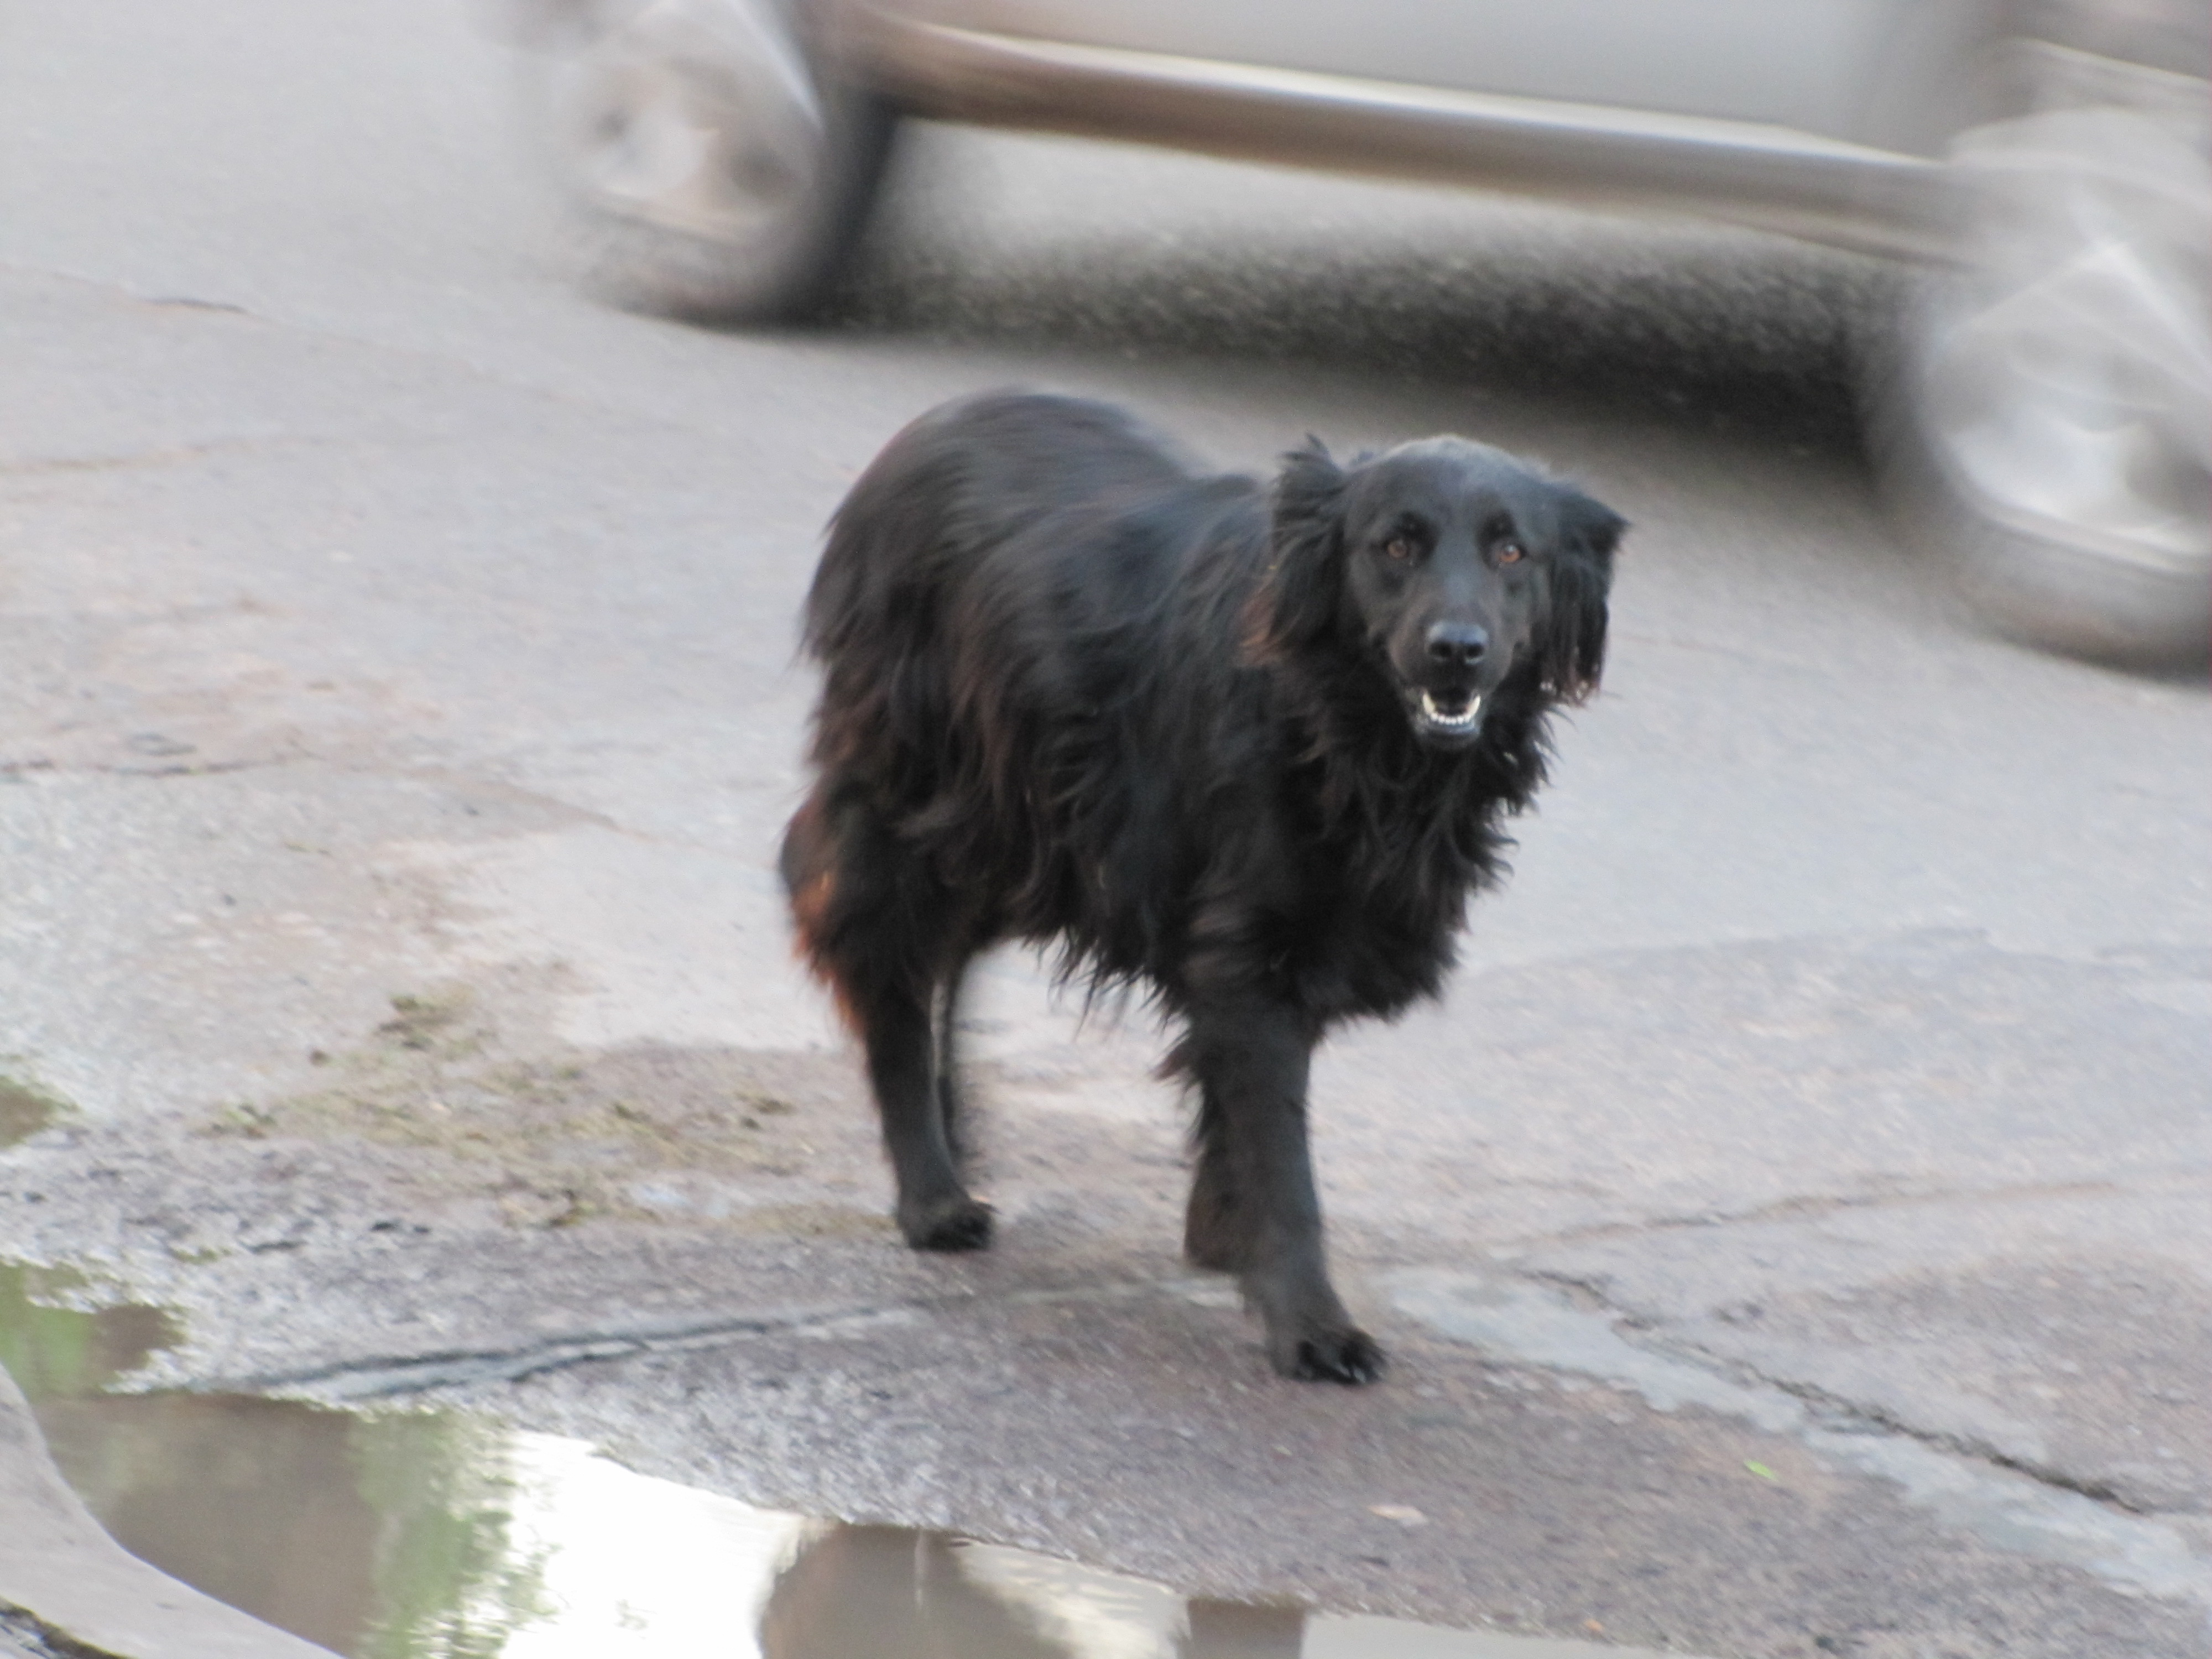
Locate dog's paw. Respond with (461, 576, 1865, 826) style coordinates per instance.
(1277, 1327, 1386, 1385)
(900, 1194, 995, 1252)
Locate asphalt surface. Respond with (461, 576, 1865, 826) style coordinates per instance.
(2, 2, 2209, 1656)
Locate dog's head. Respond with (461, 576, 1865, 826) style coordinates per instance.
(1261, 436, 1624, 749)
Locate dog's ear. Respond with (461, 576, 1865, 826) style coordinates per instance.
(1258, 440, 1349, 652)
(1536, 486, 1625, 702)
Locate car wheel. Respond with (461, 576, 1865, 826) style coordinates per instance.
(1871, 57, 2210, 669)
(519, 0, 894, 324)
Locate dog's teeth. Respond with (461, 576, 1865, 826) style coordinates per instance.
(1418, 691, 1482, 730)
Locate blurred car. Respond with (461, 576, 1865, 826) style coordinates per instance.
(506, 0, 2210, 668)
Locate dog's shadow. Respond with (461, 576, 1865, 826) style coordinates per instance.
(829, 125, 1892, 455)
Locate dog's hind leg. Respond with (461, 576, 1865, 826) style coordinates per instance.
(1177, 997, 1384, 1384)
(1183, 1083, 1243, 1272)
(784, 787, 993, 1251)
(858, 969, 994, 1251)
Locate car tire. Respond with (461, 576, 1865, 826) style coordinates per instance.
(1867, 43, 2211, 670)
(519, 0, 894, 324)
(1876, 32, 2203, 672)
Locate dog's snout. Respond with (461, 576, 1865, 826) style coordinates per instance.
(1425, 622, 1489, 669)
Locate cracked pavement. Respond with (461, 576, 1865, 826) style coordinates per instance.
(2, 1, 2209, 1656)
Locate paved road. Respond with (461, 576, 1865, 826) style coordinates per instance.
(2, 3, 2208, 1656)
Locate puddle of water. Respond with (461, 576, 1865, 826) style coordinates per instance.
(1, 1262, 1661, 1659)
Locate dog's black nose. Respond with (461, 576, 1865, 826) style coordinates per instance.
(1426, 622, 1489, 668)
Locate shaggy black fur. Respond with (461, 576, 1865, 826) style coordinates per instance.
(782, 392, 1623, 1383)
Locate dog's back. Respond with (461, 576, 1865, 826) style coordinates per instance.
(802, 392, 1201, 686)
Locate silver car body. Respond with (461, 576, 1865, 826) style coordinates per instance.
(865, 0, 1976, 259)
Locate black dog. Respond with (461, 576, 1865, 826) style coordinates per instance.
(782, 393, 1621, 1383)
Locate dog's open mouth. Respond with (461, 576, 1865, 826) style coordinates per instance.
(1412, 687, 1484, 739)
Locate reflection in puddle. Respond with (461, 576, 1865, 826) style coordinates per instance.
(0, 1259, 180, 1396)
(4, 1262, 541, 1657)
(41, 1395, 545, 1657)
(2, 1262, 1642, 1658)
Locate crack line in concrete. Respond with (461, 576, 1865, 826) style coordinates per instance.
(205, 1279, 1180, 1401)
(1729, 1364, 2155, 1516)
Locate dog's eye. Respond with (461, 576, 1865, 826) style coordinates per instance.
(1383, 536, 1416, 562)
(1497, 542, 1526, 565)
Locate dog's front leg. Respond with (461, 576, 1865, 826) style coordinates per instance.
(1183, 998, 1384, 1384)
